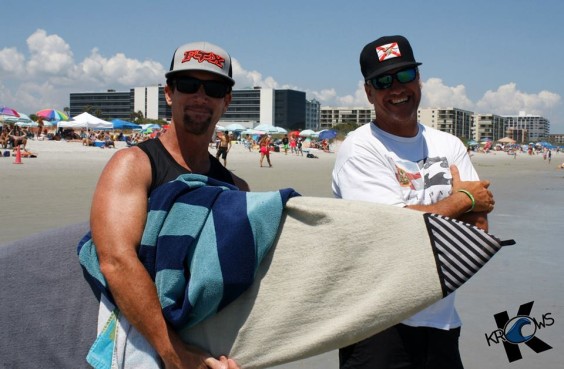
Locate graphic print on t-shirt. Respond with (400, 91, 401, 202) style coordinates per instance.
(391, 156, 451, 204)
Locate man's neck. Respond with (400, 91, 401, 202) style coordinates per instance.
(159, 127, 212, 173)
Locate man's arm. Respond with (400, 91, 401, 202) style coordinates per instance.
(91, 148, 236, 369)
(406, 165, 492, 231)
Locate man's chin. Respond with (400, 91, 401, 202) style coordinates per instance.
(182, 117, 212, 136)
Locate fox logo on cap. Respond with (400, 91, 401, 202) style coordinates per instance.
(182, 50, 225, 69)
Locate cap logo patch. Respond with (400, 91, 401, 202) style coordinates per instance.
(182, 49, 225, 69)
(376, 42, 401, 62)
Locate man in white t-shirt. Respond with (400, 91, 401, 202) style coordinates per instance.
(332, 35, 496, 369)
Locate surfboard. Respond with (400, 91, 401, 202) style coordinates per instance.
(179, 196, 513, 368)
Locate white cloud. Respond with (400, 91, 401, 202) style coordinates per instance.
(0, 29, 167, 113)
(232, 58, 297, 91)
(0, 47, 26, 77)
(26, 29, 74, 75)
(69, 49, 165, 87)
(476, 83, 561, 115)
(0, 29, 561, 128)
(420, 78, 473, 110)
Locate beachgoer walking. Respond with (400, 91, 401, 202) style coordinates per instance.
(259, 135, 272, 167)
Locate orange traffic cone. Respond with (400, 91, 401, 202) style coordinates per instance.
(13, 146, 23, 164)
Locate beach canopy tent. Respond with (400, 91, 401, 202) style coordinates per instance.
(111, 119, 141, 130)
(59, 112, 113, 130)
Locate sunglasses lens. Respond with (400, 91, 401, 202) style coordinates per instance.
(175, 78, 229, 98)
(369, 67, 417, 89)
(396, 68, 417, 83)
(373, 75, 393, 89)
(203, 81, 229, 98)
(175, 78, 200, 94)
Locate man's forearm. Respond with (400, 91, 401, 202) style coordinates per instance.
(101, 254, 180, 361)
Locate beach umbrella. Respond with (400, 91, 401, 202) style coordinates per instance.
(13, 113, 36, 127)
(225, 123, 247, 132)
(216, 125, 226, 132)
(0, 106, 20, 120)
(299, 129, 316, 137)
(289, 130, 300, 137)
(273, 127, 288, 134)
(254, 123, 279, 133)
(36, 109, 69, 121)
(241, 128, 264, 135)
(318, 129, 337, 140)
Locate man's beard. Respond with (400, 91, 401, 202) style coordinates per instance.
(181, 108, 213, 136)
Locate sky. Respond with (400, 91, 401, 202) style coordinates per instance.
(1, 0, 563, 132)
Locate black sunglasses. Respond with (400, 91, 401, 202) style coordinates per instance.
(173, 77, 231, 98)
(368, 67, 418, 90)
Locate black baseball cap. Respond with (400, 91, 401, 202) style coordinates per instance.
(360, 35, 422, 81)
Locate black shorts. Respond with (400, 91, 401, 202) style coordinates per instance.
(339, 324, 463, 369)
(216, 147, 228, 159)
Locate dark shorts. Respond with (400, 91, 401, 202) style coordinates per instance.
(216, 146, 228, 159)
(339, 324, 463, 369)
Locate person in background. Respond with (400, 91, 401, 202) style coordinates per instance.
(216, 130, 232, 167)
(258, 134, 272, 167)
(332, 35, 495, 369)
(90, 41, 245, 369)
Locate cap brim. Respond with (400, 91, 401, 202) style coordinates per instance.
(165, 69, 235, 86)
(365, 62, 422, 81)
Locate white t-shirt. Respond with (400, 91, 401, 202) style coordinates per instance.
(332, 122, 479, 330)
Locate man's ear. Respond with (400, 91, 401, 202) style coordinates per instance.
(164, 84, 173, 106)
(364, 83, 375, 104)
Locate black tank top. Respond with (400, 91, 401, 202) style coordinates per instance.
(137, 138, 235, 194)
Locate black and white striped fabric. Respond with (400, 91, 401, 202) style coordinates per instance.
(424, 213, 516, 296)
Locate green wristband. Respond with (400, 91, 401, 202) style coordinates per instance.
(457, 189, 475, 213)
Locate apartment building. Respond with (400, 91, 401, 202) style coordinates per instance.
(472, 114, 506, 142)
(319, 107, 375, 130)
(418, 107, 474, 140)
(503, 111, 550, 142)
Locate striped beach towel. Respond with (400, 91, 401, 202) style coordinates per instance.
(77, 174, 299, 368)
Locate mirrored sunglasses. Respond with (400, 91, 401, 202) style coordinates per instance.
(368, 67, 418, 90)
(174, 77, 231, 98)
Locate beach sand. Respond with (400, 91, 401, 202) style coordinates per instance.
(1, 139, 563, 368)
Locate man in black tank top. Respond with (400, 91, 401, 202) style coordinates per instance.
(89, 42, 245, 369)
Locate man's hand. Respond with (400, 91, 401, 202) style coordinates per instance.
(162, 340, 240, 369)
(450, 165, 495, 213)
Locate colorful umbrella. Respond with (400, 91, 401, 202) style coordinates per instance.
(36, 109, 69, 121)
(318, 129, 337, 140)
(0, 106, 20, 118)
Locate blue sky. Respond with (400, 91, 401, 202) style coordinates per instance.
(1, 0, 563, 132)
